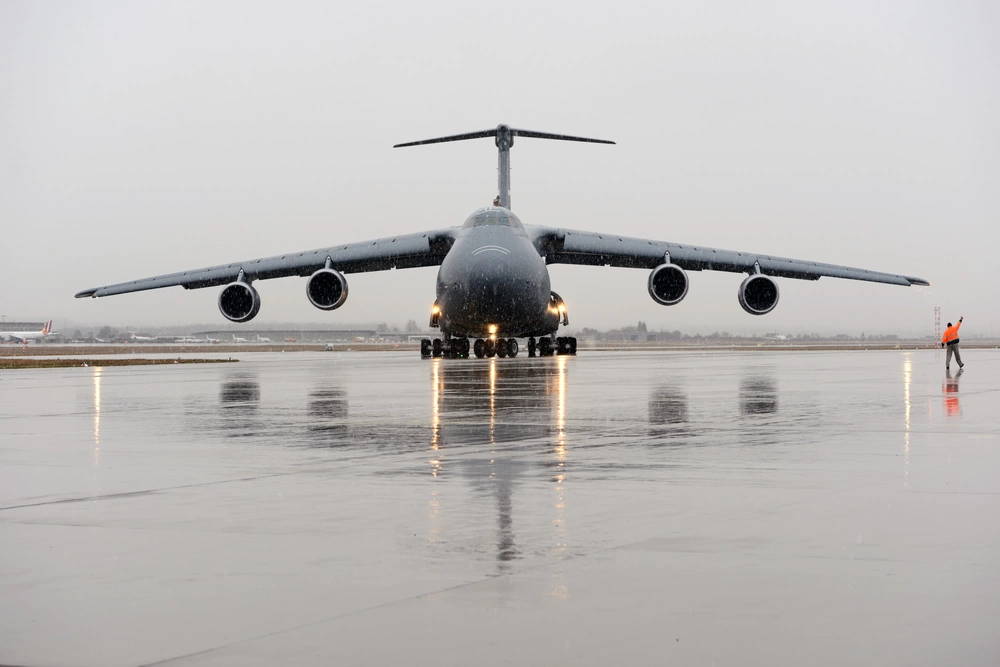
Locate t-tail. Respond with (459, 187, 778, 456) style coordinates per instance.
(393, 124, 614, 209)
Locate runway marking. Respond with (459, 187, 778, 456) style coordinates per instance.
(0, 474, 287, 511)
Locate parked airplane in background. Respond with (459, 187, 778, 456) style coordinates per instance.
(175, 336, 207, 344)
(1, 320, 54, 343)
(77, 124, 929, 360)
(232, 334, 248, 343)
(255, 334, 271, 343)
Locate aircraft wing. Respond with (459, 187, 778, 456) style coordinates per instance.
(531, 227, 929, 287)
(76, 229, 456, 298)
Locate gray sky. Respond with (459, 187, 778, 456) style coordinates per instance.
(2, 0, 997, 335)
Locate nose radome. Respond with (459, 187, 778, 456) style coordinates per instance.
(466, 260, 523, 315)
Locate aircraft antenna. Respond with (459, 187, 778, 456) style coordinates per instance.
(393, 124, 614, 209)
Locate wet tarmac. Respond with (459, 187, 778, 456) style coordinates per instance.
(2, 350, 998, 666)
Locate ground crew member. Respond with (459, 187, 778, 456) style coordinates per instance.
(940, 316, 965, 370)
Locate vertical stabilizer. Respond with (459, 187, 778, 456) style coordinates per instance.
(393, 124, 614, 210)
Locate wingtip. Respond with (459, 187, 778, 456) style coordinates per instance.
(909, 278, 931, 287)
(75, 288, 98, 298)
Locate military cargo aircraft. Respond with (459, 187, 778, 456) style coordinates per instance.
(77, 124, 928, 359)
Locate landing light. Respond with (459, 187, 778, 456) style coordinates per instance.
(487, 324, 498, 339)
(431, 304, 441, 314)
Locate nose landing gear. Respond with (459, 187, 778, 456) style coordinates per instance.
(472, 338, 518, 358)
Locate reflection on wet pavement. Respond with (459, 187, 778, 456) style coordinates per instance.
(739, 374, 778, 415)
(943, 367, 963, 416)
(432, 358, 568, 569)
(3, 350, 999, 666)
(647, 385, 689, 437)
(307, 387, 349, 441)
(218, 374, 260, 437)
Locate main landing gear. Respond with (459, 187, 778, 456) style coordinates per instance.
(420, 336, 577, 359)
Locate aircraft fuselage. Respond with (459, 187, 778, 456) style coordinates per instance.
(435, 207, 560, 339)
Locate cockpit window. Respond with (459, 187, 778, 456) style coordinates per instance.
(463, 207, 525, 230)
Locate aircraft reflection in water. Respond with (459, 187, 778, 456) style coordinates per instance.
(218, 375, 261, 437)
(739, 375, 779, 416)
(647, 372, 779, 441)
(205, 364, 788, 571)
(307, 387, 349, 439)
(216, 374, 352, 444)
(430, 357, 569, 570)
(647, 385, 690, 438)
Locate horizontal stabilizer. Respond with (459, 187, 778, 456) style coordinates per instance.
(512, 129, 615, 144)
(394, 124, 615, 148)
(393, 130, 497, 148)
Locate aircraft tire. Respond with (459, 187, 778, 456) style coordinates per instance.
(507, 339, 519, 358)
(485, 339, 496, 357)
(568, 337, 577, 355)
(473, 338, 486, 359)
(527, 337, 536, 357)
(457, 338, 470, 358)
(539, 337, 553, 357)
(420, 339, 432, 358)
(432, 339, 443, 358)
(496, 340, 508, 358)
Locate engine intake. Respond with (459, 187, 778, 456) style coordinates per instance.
(648, 263, 689, 306)
(738, 274, 779, 315)
(307, 268, 348, 310)
(218, 281, 261, 322)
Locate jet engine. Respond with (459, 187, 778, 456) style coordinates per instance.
(306, 267, 349, 311)
(647, 263, 689, 306)
(738, 274, 779, 315)
(218, 281, 261, 322)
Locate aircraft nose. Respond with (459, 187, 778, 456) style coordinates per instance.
(468, 259, 516, 306)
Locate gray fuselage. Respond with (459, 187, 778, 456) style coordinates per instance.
(435, 207, 559, 338)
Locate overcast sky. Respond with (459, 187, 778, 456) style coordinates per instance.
(2, 0, 997, 335)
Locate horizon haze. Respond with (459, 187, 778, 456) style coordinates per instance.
(2, 1, 997, 335)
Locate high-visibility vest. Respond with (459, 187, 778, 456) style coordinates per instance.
(942, 322, 962, 344)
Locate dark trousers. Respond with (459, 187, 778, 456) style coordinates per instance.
(946, 343, 963, 368)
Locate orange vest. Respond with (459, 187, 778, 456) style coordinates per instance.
(942, 321, 962, 344)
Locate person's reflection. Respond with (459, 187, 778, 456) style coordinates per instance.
(307, 387, 349, 443)
(740, 375, 778, 416)
(219, 374, 260, 437)
(943, 368, 963, 417)
(431, 357, 569, 571)
(648, 385, 689, 438)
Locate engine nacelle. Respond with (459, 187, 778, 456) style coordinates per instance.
(738, 274, 779, 315)
(218, 281, 261, 322)
(306, 268, 348, 311)
(648, 263, 689, 306)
